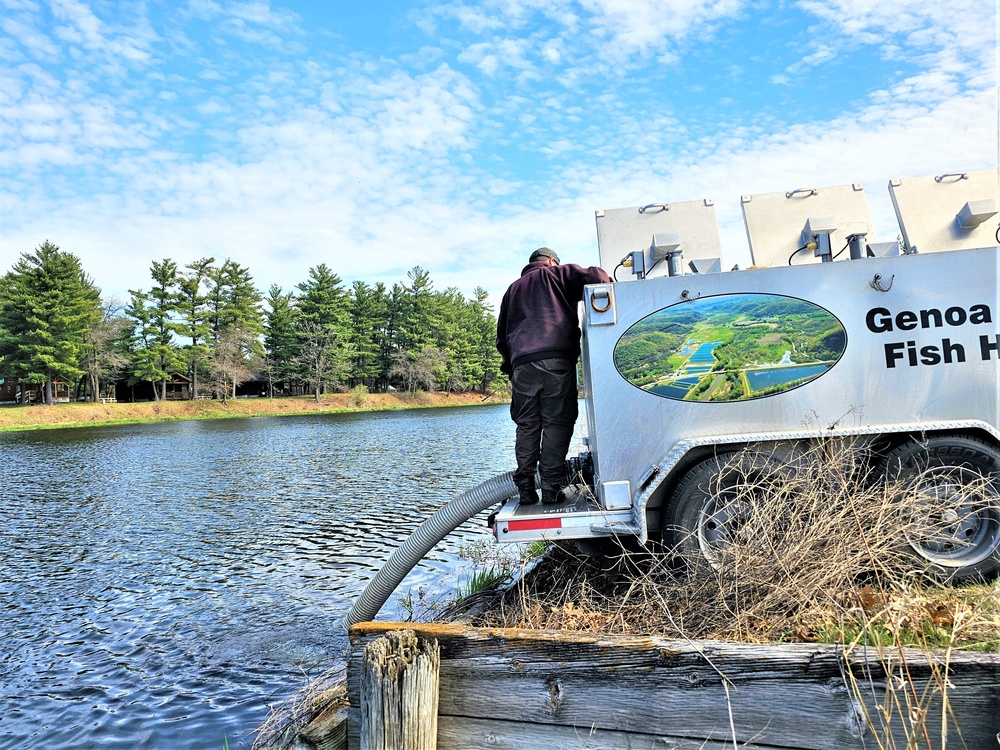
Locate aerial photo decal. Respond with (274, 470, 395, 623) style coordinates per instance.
(614, 293, 847, 402)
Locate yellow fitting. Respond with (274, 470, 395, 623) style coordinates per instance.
(622, 257, 633, 268)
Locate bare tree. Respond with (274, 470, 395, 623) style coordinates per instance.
(295, 321, 349, 402)
(83, 297, 130, 401)
(209, 325, 256, 402)
(389, 345, 445, 395)
(259, 352, 279, 399)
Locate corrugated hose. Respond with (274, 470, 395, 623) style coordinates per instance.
(343, 471, 517, 628)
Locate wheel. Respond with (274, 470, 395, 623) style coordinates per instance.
(662, 452, 783, 566)
(883, 435, 1000, 581)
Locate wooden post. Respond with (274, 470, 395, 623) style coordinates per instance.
(359, 628, 440, 750)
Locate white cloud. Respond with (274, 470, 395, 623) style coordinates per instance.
(196, 99, 230, 115)
(1, 16, 60, 59)
(429, 0, 746, 75)
(361, 65, 480, 153)
(49, 0, 157, 66)
(185, 0, 224, 20)
(457, 37, 533, 77)
(787, 43, 837, 72)
(1, 0, 996, 313)
(12, 78, 991, 307)
(541, 43, 561, 65)
(51, 0, 104, 47)
(451, 5, 509, 35)
(457, 42, 497, 75)
(579, 0, 744, 58)
(798, 0, 992, 73)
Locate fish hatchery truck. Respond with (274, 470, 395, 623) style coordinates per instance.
(492, 168, 1000, 582)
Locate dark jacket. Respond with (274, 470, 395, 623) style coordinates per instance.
(496, 261, 611, 375)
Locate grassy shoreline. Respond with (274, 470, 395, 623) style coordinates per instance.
(0, 391, 507, 432)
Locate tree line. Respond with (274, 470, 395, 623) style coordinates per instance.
(0, 241, 504, 405)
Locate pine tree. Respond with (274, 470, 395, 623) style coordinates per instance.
(0, 241, 101, 405)
(395, 266, 442, 352)
(295, 264, 352, 398)
(206, 259, 264, 343)
(470, 286, 502, 393)
(125, 259, 184, 400)
(218, 260, 263, 337)
(349, 280, 390, 390)
(176, 257, 215, 399)
(263, 284, 299, 396)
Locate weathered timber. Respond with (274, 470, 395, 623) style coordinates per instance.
(437, 716, 794, 749)
(347, 622, 1000, 750)
(359, 629, 440, 750)
(296, 699, 349, 750)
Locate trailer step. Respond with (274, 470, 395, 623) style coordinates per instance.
(493, 498, 634, 543)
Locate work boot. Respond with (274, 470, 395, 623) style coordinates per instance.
(518, 487, 538, 506)
(541, 488, 561, 505)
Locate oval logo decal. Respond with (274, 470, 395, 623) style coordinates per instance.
(614, 293, 846, 402)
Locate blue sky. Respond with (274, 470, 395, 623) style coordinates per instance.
(2, 0, 996, 307)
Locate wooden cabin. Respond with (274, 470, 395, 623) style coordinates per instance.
(0, 377, 71, 404)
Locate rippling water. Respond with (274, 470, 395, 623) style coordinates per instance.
(0, 404, 517, 749)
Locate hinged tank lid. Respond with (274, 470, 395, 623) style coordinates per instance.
(594, 198, 722, 281)
(889, 169, 1000, 253)
(740, 182, 875, 267)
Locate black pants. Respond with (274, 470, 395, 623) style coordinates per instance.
(510, 358, 578, 493)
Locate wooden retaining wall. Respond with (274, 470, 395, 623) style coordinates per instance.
(346, 622, 1000, 750)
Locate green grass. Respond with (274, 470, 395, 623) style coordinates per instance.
(396, 539, 551, 622)
(456, 566, 511, 600)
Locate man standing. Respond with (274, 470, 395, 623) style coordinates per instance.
(496, 247, 611, 505)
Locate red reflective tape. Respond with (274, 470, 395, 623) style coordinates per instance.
(507, 517, 563, 532)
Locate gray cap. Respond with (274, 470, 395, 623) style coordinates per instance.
(529, 247, 559, 264)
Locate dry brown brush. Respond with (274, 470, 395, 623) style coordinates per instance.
(251, 666, 347, 750)
(475, 439, 1000, 747)
(474, 439, 998, 648)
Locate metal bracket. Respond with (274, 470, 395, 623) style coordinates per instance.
(590, 288, 611, 312)
(586, 284, 616, 326)
(870, 273, 894, 292)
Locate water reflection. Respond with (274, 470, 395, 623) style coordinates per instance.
(0, 404, 516, 749)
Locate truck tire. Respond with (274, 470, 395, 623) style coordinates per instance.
(662, 451, 783, 566)
(883, 435, 1000, 581)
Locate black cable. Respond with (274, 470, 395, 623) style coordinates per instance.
(647, 257, 665, 277)
(831, 240, 849, 261)
(613, 262, 626, 282)
(995, 223, 999, 245)
(788, 244, 810, 266)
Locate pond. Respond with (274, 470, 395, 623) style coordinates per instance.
(745, 363, 831, 392)
(0, 404, 518, 749)
(649, 378, 700, 398)
(687, 342, 721, 364)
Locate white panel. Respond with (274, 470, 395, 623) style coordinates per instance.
(594, 199, 723, 281)
(889, 169, 1000, 254)
(741, 183, 875, 267)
